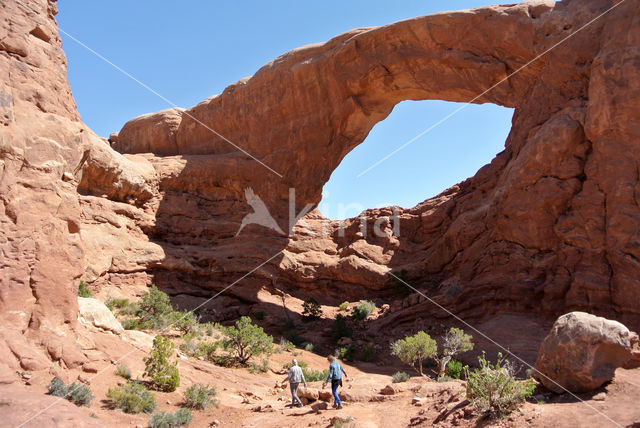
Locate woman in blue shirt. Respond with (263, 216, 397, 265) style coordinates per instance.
(322, 355, 348, 409)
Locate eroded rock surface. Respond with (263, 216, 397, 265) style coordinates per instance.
(534, 312, 634, 393)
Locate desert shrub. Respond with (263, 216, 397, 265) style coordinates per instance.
(352, 300, 376, 320)
(149, 409, 192, 428)
(253, 311, 265, 321)
(218, 316, 274, 365)
(250, 357, 270, 374)
(183, 383, 218, 410)
(201, 322, 215, 336)
(338, 302, 349, 312)
(330, 314, 352, 343)
(78, 280, 93, 298)
(392, 371, 410, 383)
(123, 318, 142, 330)
(138, 285, 173, 329)
(303, 367, 329, 382)
(197, 342, 218, 360)
(278, 337, 295, 352)
(67, 382, 94, 406)
(435, 327, 474, 377)
(106, 382, 156, 414)
(106, 297, 130, 311)
(302, 298, 322, 322)
(179, 339, 199, 357)
(303, 342, 314, 352)
(172, 311, 199, 335)
(391, 331, 437, 375)
(48, 377, 68, 397)
(446, 359, 463, 379)
(464, 352, 536, 415)
(438, 375, 455, 382)
(47, 378, 93, 406)
(331, 416, 355, 428)
(120, 302, 140, 316)
(116, 364, 132, 380)
(338, 345, 355, 362)
(144, 335, 180, 392)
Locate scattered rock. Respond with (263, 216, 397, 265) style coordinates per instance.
(77, 297, 124, 334)
(534, 312, 634, 393)
(592, 392, 606, 401)
(311, 401, 328, 413)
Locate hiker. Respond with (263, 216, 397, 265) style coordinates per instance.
(282, 358, 307, 408)
(322, 355, 348, 409)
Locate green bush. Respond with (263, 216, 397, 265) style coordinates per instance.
(330, 314, 352, 343)
(446, 359, 463, 379)
(123, 318, 142, 330)
(47, 378, 93, 407)
(352, 301, 376, 320)
(149, 409, 192, 428)
(359, 343, 375, 362)
(302, 298, 322, 322)
(338, 302, 349, 312)
(436, 327, 474, 377)
(303, 342, 314, 352)
(173, 311, 199, 335)
(78, 280, 93, 298)
(390, 331, 437, 376)
(218, 316, 273, 365)
(438, 375, 455, 382)
(303, 367, 329, 382)
(338, 345, 355, 362)
(144, 335, 180, 392)
(392, 371, 410, 383)
(116, 364, 132, 380)
(197, 342, 219, 360)
(106, 382, 156, 414)
(183, 383, 218, 410)
(138, 285, 173, 329)
(464, 352, 536, 415)
(179, 339, 199, 357)
(48, 377, 68, 397)
(67, 383, 94, 406)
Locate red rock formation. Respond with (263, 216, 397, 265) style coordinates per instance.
(2, 0, 640, 387)
(110, 0, 639, 330)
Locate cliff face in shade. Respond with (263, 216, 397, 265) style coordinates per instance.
(1, 0, 639, 379)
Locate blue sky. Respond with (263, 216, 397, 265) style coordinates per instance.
(58, 1, 517, 219)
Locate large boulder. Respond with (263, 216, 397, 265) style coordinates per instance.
(534, 312, 634, 393)
(77, 297, 124, 334)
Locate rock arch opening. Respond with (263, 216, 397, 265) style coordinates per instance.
(318, 100, 514, 220)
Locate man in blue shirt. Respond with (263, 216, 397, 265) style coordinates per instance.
(322, 355, 348, 409)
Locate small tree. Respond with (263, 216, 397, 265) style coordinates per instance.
(139, 285, 173, 328)
(218, 316, 273, 365)
(390, 331, 437, 376)
(144, 335, 180, 392)
(464, 352, 536, 415)
(302, 298, 322, 322)
(435, 327, 474, 377)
